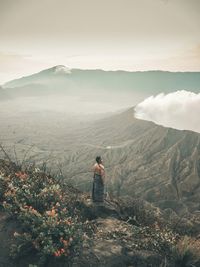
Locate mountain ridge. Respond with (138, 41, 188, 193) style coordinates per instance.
(2, 66, 200, 96)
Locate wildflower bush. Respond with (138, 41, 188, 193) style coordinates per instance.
(0, 163, 88, 266)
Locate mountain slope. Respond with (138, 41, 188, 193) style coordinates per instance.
(62, 108, 200, 216)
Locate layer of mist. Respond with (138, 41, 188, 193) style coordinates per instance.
(135, 90, 200, 134)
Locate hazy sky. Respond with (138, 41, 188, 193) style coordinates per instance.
(0, 0, 200, 84)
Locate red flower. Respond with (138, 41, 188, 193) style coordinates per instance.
(15, 171, 28, 180)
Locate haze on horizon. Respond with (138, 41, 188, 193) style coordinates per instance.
(0, 0, 200, 84)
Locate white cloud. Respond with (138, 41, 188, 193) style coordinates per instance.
(134, 90, 200, 133)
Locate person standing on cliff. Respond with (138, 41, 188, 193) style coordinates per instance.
(92, 156, 105, 203)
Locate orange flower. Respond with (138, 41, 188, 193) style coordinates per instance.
(15, 171, 21, 177)
(51, 209, 56, 216)
(15, 171, 28, 180)
(46, 208, 57, 217)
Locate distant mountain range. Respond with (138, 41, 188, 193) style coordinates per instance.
(1, 66, 200, 104)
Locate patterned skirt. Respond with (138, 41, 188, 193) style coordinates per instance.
(92, 173, 104, 202)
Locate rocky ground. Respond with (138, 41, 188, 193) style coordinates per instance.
(71, 197, 176, 267)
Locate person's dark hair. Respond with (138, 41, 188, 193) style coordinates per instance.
(96, 156, 102, 164)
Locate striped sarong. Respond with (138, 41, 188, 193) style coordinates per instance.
(92, 173, 104, 202)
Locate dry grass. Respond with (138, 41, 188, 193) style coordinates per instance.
(171, 236, 200, 267)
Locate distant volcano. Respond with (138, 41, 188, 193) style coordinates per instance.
(2, 66, 200, 100)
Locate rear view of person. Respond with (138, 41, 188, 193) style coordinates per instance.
(92, 156, 105, 203)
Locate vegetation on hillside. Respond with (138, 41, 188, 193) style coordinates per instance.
(0, 158, 200, 267)
(0, 159, 93, 266)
